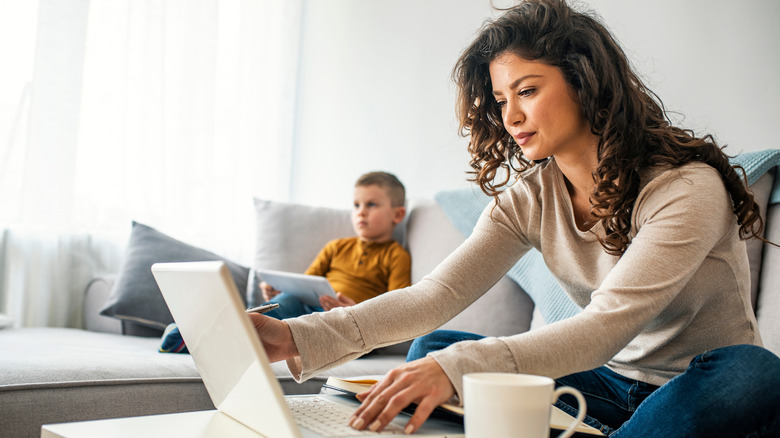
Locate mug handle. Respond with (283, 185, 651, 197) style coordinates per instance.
(552, 387, 588, 438)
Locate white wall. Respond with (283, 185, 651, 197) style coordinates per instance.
(586, 0, 780, 152)
(289, 0, 780, 208)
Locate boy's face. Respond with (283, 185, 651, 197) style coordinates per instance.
(352, 184, 405, 243)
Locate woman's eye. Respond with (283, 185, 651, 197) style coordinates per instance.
(519, 88, 535, 97)
(496, 100, 506, 108)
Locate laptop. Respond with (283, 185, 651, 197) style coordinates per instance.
(255, 268, 338, 307)
(150, 261, 464, 438)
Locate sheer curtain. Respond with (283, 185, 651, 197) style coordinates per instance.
(0, 0, 302, 328)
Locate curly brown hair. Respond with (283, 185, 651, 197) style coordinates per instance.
(453, 0, 763, 255)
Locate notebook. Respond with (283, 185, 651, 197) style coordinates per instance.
(151, 260, 464, 438)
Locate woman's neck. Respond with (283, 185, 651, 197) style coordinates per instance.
(554, 148, 597, 195)
(554, 149, 598, 231)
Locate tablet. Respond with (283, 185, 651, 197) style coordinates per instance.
(255, 268, 337, 307)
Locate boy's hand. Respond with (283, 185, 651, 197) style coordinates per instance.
(319, 292, 356, 310)
(260, 281, 281, 302)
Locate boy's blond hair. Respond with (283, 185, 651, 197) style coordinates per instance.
(355, 171, 405, 207)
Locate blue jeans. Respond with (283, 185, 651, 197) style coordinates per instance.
(262, 293, 324, 319)
(407, 330, 780, 437)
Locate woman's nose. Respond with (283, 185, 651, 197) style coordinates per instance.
(503, 101, 524, 127)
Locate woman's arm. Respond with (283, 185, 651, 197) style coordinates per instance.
(284, 192, 533, 380)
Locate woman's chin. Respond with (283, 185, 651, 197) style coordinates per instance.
(519, 147, 549, 162)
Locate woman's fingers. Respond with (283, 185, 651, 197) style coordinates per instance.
(403, 394, 442, 435)
(349, 376, 392, 425)
(348, 357, 454, 433)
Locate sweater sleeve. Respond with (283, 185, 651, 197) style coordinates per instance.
(285, 196, 533, 381)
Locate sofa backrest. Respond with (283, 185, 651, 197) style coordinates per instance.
(745, 171, 774, 309)
(754, 170, 779, 355)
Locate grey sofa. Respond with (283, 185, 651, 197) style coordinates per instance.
(1, 168, 779, 437)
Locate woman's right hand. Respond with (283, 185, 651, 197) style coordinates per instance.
(260, 281, 281, 302)
(247, 312, 299, 362)
(349, 357, 455, 435)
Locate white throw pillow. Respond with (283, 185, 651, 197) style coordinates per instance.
(248, 199, 354, 306)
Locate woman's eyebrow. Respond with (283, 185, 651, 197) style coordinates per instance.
(492, 74, 543, 96)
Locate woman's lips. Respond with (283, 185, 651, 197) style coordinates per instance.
(513, 132, 535, 146)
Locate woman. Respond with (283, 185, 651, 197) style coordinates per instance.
(251, 0, 780, 436)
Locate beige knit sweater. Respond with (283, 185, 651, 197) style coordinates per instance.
(285, 159, 762, 400)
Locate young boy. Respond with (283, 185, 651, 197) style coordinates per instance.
(260, 171, 411, 319)
(160, 171, 410, 353)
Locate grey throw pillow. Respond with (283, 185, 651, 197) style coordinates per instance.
(100, 221, 250, 330)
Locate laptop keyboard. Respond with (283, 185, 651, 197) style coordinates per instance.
(287, 396, 407, 436)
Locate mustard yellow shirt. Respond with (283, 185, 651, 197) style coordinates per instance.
(304, 237, 411, 303)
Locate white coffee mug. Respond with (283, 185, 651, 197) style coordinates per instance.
(463, 373, 587, 438)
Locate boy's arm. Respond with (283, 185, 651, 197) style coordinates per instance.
(385, 246, 412, 291)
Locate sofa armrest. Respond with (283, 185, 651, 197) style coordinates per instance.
(83, 276, 122, 334)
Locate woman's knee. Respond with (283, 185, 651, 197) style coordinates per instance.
(692, 344, 780, 383)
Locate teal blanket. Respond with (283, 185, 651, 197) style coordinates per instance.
(435, 149, 780, 324)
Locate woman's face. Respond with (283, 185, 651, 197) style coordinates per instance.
(489, 52, 595, 162)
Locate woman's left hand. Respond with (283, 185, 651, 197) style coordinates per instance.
(348, 357, 455, 435)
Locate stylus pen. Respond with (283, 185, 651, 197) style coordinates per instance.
(245, 303, 280, 314)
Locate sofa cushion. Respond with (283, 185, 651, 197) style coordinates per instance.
(0, 327, 211, 438)
(0, 327, 404, 437)
(99, 222, 250, 331)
